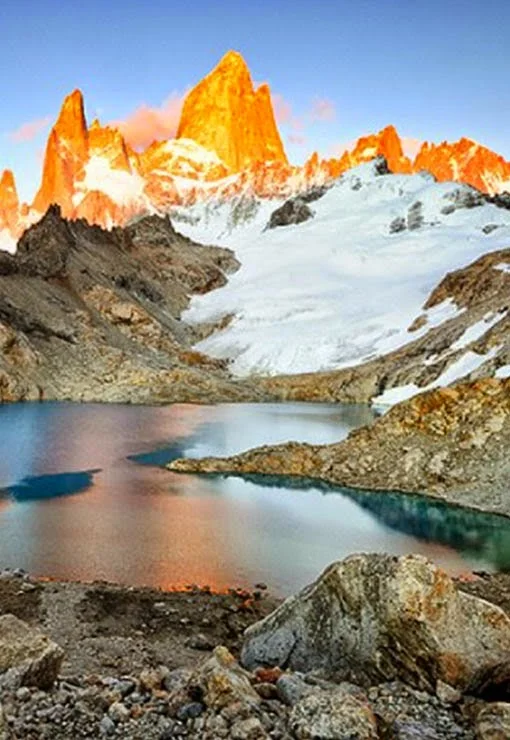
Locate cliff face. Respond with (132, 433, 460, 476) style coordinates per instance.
(177, 51, 288, 172)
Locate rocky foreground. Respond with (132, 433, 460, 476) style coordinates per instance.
(169, 377, 510, 517)
(0, 206, 265, 404)
(0, 556, 509, 739)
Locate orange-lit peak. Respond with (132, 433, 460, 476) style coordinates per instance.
(177, 51, 287, 172)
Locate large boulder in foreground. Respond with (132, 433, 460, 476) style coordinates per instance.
(241, 554, 510, 695)
(0, 614, 64, 689)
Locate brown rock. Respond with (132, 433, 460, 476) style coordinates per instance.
(0, 614, 64, 689)
(476, 702, 510, 739)
(241, 554, 510, 695)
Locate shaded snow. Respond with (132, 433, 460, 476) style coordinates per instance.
(0, 229, 16, 254)
(373, 346, 502, 407)
(180, 162, 510, 377)
(450, 311, 507, 351)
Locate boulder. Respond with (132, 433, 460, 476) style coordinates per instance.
(0, 614, 64, 690)
(476, 702, 510, 739)
(188, 646, 260, 711)
(241, 554, 510, 695)
(289, 685, 378, 739)
(267, 197, 313, 229)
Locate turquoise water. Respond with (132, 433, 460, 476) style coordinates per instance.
(0, 401, 508, 595)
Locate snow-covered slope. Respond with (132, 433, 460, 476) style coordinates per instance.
(181, 162, 510, 377)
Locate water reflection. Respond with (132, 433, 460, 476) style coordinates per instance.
(0, 401, 507, 595)
(225, 473, 510, 572)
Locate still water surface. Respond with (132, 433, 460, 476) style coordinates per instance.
(0, 402, 508, 595)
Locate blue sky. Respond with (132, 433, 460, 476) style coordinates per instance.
(1, 0, 509, 201)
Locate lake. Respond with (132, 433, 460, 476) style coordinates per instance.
(0, 401, 508, 595)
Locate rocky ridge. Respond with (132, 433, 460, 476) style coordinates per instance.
(0, 206, 265, 403)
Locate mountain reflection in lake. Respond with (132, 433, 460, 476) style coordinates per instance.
(0, 401, 508, 595)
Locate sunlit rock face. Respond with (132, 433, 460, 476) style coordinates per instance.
(177, 50, 288, 172)
(414, 138, 510, 195)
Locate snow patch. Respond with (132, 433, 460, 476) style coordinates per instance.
(495, 365, 510, 378)
(74, 156, 146, 207)
(374, 345, 502, 407)
(0, 229, 16, 254)
(450, 311, 507, 351)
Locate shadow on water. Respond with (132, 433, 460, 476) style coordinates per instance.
(199, 472, 510, 572)
(1, 470, 100, 502)
(127, 443, 188, 467)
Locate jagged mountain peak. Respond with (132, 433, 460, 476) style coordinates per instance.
(176, 51, 288, 172)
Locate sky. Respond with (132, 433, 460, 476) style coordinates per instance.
(1, 0, 509, 202)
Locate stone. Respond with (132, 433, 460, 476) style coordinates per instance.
(190, 646, 260, 710)
(99, 715, 115, 735)
(108, 701, 130, 723)
(435, 680, 461, 704)
(163, 668, 193, 694)
(289, 686, 378, 740)
(176, 702, 205, 721)
(0, 614, 64, 690)
(139, 665, 169, 692)
(267, 197, 313, 229)
(275, 674, 313, 706)
(241, 554, 510, 694)
(476, 702, 510, 739)
(230, 716, 269, 739)
(185, 632, 215, 651)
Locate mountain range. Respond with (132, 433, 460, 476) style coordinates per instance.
(1, 50, 509, 251)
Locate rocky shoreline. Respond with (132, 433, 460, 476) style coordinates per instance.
(168, 377, 510, 518)
(0, 560, 509, 739)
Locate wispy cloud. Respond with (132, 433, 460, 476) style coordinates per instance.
(9, 116, 51, 143)
(111, 93, 186, 150)
(310, 98, 336, 123)
(272, 93, 336, 150)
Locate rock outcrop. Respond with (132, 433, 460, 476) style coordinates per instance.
(0, 206, 265, 403)
(241, 554, 510, 696)
(0, 614, 63, 690)
(168, 377, 510, 516)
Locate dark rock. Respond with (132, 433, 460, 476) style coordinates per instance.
(176, 701, 205, 720)
(275, 674, 312, 706)
(267, 198, 314, 229)
(390, 216, 406, 234)
(374, 155, 391, 176)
